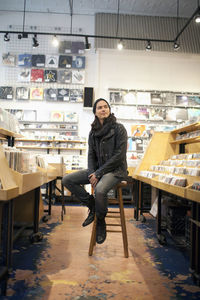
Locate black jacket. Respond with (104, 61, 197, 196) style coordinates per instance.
(88, 122, 128, 179)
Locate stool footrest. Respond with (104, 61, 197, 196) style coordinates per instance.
(107, 229, 122, 233)
(107, 223, 121, 226)
(106, 215, 120, 218)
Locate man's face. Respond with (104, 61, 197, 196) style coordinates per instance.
(95, 100, 110, 122)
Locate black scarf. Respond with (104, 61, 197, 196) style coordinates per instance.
(92, 113, 116, 138)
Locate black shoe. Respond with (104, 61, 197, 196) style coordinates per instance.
(82, 209, 95, 227)
(82, 195, 95, 227)
(96, 218, 106, 244)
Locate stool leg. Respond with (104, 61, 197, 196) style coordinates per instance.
(118, 187, 129, 258)
(88, 216, 97, 256)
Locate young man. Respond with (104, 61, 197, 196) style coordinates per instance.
(62, 98, 128, 244)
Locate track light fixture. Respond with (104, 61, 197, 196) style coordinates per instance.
(85, 36, 91, 50)
(117, 39, 123, 50)
(194, 14, 200, 23)
(32, 34, 39, 48)
(4, 32, 10, 42)
(52, 35, 59, 47)
(174, 40, 180, 50)
(146, 40, 152, 51)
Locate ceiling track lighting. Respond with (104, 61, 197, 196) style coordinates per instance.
(32, 34, 39, 48)
(117, 39, 123, 50)
(146, 40, 152, 51)
(52, 35, 59, 47)
(85, 36, 91, 50)
(4, 32, 10, 42)
(174, 40, 180, 50)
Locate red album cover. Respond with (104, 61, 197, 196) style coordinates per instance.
(31, 69, 44, 82)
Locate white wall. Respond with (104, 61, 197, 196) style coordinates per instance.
(1, 10, 200, 138)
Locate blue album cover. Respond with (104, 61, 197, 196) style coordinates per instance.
(18, 54, 32, 67)
(72, 56, 85, 69)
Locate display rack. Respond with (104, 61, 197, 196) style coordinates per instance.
(134, 122, 200, 285)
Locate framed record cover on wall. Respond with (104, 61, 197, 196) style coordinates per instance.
(45, 55, 59, 68)
(18, 68, 31, 82)
(0, 86, 13, 100)
(30, 88, 43, 100)
(2, 53, 16, 66)
(18, 54, 32, 67)
(44, 88, 57, 101)
(16, 87, 29, 100)
(58, 55, 72, 68)
(57, 70, 71, 83)
(31, 55, 45, 67)
(44, 70, 57, 83)
(31, 69, 44, 82)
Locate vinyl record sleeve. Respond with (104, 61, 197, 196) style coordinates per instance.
(57, 88, 70, 101)
(18, 68, 31, 82)
(50, 111, 64, 122)
(58, 41, 72, 54)
(71, 41, 85, 54)
(44, 88, 57, 101)
(2, 53, 16, 66)
(31, 69, 44, 82)
(70, 89, 83, 102)
(16, 87, 29, 100)
(72, 56, 85, 69)
(18, 54, 32, 67)
(64, 112, 78, 122)
(57, 70, 71, 83)
(44, 70, 57, 82)
(72, 70, 85, 84)
(30, 88, 44, 100)
(58, 55, 72, 68)
(109, 92, 123, 104)
(45, 55, 59, 68)
(0, 86, 13, 100)
(31, 54, 45, 67)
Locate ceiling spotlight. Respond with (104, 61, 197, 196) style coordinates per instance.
(32, 34, 39, 48)
(52, 35, 59, 47)
(146, 40, 152, 51)
(4, 32, 10, 42)
(194, 14, 200, 23)
(174, 40, 180, 50)
(85, 36, 91, 50)
(117, 39, 123, 50)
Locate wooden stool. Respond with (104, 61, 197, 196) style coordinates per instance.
(88, 181, 129, 258)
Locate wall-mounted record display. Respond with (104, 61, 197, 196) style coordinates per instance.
(16, 87, 29, 100)
(0, 86, 13, 100)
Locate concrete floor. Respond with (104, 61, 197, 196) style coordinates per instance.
(6, 206, 200, 299)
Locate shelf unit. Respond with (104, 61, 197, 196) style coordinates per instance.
(134, 122, 200, 285)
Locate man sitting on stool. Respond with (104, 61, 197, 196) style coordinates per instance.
(62, 98, 128, 244)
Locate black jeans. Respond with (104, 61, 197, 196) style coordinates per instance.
(62, 169, 121, 218)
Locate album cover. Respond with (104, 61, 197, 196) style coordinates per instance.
(7, 109, 24, 120)
(44, 70, 57, 82)
(71, 41, 85, 54)
(176, 95, 188, 106)
(123, 91, 137, 104)
(30, 88, 43, 100)
(131, 125, 147, 137)
(32, 54, 45, 67)
(57, 70, 72, 83)
(72, 70, 85, 84)
(16, 87, 29, 100)
(18, 53, 32, 67)
(0, 86, 13, 100)
(58, 55, 72, 68)
(23, 110, 37, 121)
(165, 93, 176, 105)
(18, 68, 31, 82)
(59, 41, 72, 54)
(136, 106, 149, 119)
(70, 89, 83, 102)
(109, 92, 123, 104)
(175, 108, 188, 121)
(45, 55, 59, 68)
(149, 107, 166, 120)
(151, 93, 163, 104)
(44, 88, 57, 101)
(188, 95, 200, 106)
(2, 53, 16, 66)
(31, 69, 44, 82)
(188, 108, 200, 121)
(64, 112, 78, 122)
(72, 56, 85, 69)
(137, 92, 151, 105)
(57, 88, 70, 101)
(50, 111, 64, 122)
